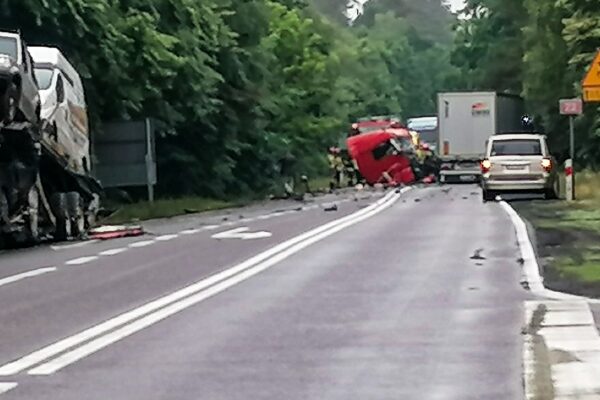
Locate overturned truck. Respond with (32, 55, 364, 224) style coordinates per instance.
(0, 31, 101, 246)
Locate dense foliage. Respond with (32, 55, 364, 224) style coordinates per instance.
(452, 0, 600, 167)
(0, 0, 456, 197)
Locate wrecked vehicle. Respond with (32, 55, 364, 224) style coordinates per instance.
(349, 116, 403, 137)
(0, 31, 40, 128)
(347, 130, 416, 186)
(0, 30, 101, 247)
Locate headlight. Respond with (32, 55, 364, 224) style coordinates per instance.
(0, 55, 10, 68)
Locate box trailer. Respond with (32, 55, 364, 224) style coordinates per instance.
(437, 92, 524, 183)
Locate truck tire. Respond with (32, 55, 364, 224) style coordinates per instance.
(65, 192, 85, 238)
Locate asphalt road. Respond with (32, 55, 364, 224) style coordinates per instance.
(0, 185, 528, 399)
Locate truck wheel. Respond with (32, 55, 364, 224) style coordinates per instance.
(65, 192, 85, 238)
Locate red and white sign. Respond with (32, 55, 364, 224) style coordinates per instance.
(559, 98, 583, 115)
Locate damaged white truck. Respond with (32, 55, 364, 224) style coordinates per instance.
(0, 30, 101, 246)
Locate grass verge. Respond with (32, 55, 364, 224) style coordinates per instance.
(102, 197, 239, 224)
(513, 171, 600, 297)
(100, 176, 334, 225)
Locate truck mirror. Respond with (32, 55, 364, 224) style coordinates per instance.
(56, 75, 65, 103)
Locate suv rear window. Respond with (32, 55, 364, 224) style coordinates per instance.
(491, 139, 542, 156)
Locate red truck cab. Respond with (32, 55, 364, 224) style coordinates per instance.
(347, 130, 416, 186)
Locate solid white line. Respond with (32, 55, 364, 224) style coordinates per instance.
(0, 382, 17, 395)
(51, 240, 99, 251)
(500, 201, 597, 301)
(128, 240, 155, 248)
(65, 256, 98, 266)
(0, 189, 405, 376)
(0, 267, 57, 288)
(155, 234, 178, 241)
(98, 248, 127, 256)
(27, 189, 406, 375)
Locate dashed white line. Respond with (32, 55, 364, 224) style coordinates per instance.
(65, 256, 98, 266)
(155, 234, 178, 241)
(0, 382, 17, 395)
(179, 228, 201, 235)
(51, 240, 99, 251)
(98, 248, 127, 256)
(0, 267, 57, 288)
(0, 190, 405, 377)
(203, 225, 220, 230)
(128, 240, 156, 248)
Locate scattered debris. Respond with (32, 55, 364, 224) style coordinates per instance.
(470, 248, 486, 260)
(414, 198, 421, 203)
(89, 225, 144, 240)
(323, 203, 338, 212)
(517, 257, 525, 265)
(222, 217, 229, 221)
(462, 196, 468, 200)
(475, 262, 484, 266)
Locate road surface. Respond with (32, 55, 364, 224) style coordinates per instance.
(0, 185, 528, 399)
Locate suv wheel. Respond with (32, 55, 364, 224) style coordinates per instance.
(482, 189, 496, 202)
(545, 179, 559, 200)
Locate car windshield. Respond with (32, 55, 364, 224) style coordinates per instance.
(491, 139, 542, 156)
(34, 67, 54, 90)
(0, 36, 18, 60)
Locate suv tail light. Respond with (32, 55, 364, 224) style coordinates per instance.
(542, 158, 552, 173)
(481, 159, 491, 174)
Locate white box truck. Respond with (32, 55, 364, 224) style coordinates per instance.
(437, 92, 525, 183)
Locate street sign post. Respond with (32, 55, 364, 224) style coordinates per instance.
(559, 98, 582, 201)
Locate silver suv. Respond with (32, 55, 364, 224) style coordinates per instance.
(481, 133, 559, 201)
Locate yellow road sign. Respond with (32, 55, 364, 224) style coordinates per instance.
(583, 50, 600, 88)
(583, 86, 600, 102)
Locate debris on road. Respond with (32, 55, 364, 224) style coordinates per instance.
(323, 203, 338, 212)
(470, 249, 486, 260)
(88, 225, 144, 240)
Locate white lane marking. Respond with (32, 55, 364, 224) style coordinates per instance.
(500, 201, 598, 302)
(128, 240, 155, 248)
(27, 189, 406, 375)
(203, 225, 220, 231)
(65, 256, 98, 266)
(256, 215, 271, 220)
(98, 248, 127, 256)
(211, 227, 272, 240)
(0, 189, 405, 376)
(0, 267, 57, 288)
(0, 382, 17, 395)
(179, 228, 201, 235)
(155, 234, 178, 241)
(51, 240, 99, 251)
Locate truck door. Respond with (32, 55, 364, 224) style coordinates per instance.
(21, 44, 39, 121)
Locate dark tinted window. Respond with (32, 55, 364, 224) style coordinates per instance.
(372, 141, 394, 160)
(0, 36, 17, 60)
(491, 139, 542, 156)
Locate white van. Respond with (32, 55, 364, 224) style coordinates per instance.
(28, 46, 90, 175)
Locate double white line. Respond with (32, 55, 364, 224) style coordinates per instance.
(0, 189, 406, 377)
